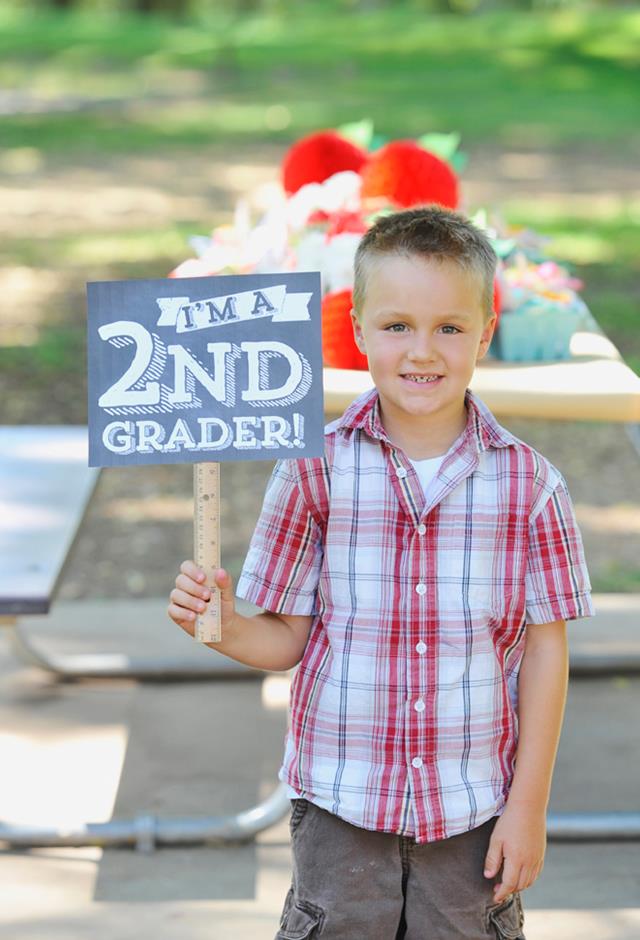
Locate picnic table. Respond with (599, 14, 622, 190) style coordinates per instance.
(0, 425, 261, 680)
(1, 321, 639, 850)
(324, 324, 640, 424)
(2, 319, 639, 662)
(0, 424, 285, 849)
(0, 426, 99, 619)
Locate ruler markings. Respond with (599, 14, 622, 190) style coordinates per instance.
(193, 462, 221, 642)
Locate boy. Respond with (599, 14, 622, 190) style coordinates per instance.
(168, 207, 594, 939)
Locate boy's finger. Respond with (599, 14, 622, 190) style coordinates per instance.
(483, 841, 503, 878)
(167, 603, 195, 634)
(493, 858, 520, 901)
(170, 588, 208, 612)
(180, 559, 206, 582)
(175, 573, 211, 599)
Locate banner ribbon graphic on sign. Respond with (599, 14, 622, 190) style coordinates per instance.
(156, 285, 312, 333)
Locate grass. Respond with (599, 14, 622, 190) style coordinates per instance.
(591, 563, 640, 594)
(0, 4, 637, 392)
(0, 6, 639, 154)
(1, 226, 197, 270)
(0, 6, 637, 591)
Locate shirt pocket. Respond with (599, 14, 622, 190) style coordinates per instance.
(435, 577, 501, 621)
(434, 582, 507, 667)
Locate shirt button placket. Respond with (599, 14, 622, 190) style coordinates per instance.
(408, 491, 428, 793)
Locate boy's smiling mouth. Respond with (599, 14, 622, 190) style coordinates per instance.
(401, 373, 443, 384)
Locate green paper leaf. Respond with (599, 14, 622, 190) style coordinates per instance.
(367, 207, 396, 224)
(417, 132, 461, 161)
(492, 238, 517, 258)
(337, 119, 374, 150)
(471, 208, 488, 229)
(369, 133, 388, 152)
(449, 150, 468, 173)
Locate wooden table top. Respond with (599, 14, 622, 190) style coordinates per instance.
(323, 328, 640, 423)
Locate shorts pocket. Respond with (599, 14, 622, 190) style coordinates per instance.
(486, 892, 525, 939)
(289, 798, 310, 836)
(276, 887, 324, 940)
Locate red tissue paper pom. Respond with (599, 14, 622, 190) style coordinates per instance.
(322, 289, 369, 371)
(325, 210, 368, 239)
(360, 140, 459, 209)
(282, 130, 368, 195)
(492, 277, 502, 329)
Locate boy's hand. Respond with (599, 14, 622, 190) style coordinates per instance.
(168, 560, 236, 641)
(483, 801, 546, 903)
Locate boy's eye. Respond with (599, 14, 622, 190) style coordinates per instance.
(385, 323, 408, 333)
(440, 325, 461, 334)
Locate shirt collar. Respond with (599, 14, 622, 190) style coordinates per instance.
(336, 386, 518, 455)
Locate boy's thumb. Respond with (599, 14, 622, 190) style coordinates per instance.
(213, 567, 233, 596)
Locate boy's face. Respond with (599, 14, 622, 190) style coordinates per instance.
(350, 253, 496, 450)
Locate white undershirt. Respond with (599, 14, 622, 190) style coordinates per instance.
(408, 455, 446, 497)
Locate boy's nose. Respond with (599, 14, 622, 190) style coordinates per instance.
(408, 334, 436, 362)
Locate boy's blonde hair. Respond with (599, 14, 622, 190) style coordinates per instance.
(352, 206, 497, 321)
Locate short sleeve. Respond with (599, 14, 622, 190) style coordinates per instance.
(235, 459, 323, 616)
(525, 475, 595, 624)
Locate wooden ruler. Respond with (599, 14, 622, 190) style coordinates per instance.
(193, 462, 221, 643)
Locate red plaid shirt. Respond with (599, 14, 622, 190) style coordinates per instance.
(237, 389, 594, 843)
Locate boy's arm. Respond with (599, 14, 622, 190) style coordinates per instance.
(484, 618, 569, 903)
(169, 563, 313, 672)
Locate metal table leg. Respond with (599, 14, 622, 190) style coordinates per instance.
(0, 782, 292, 852)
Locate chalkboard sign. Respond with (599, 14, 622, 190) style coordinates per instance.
(87, 272, 324, 468)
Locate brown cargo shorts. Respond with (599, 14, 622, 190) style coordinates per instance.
(276, 799, 526, 939)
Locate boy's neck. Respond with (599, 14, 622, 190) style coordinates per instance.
(378, 402, 469, 461)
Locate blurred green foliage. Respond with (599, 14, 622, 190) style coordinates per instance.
(1, 4, 638, 159)
(8, 0, 638, 13)
(591, 562, 640, 594)
(1, 20, 636, 229)
(1, 2, 637, 588)
(0, 2, 637, 410)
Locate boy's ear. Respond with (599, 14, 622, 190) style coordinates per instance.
(351, 309, 366, 353)
(476, 313, 497, 362)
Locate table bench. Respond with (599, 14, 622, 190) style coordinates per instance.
(0, 425, 261, 680)
(0, 425, 287, 850)
(0, 426, 99, 619)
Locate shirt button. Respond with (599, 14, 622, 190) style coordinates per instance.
(396, 467, 408, 479)
(415, 583, 427, 595)
(417, 524, 427, 535)
(416, 641, 427, 654)
(411, 757, 423, 769)
(414, 699, 425, 712)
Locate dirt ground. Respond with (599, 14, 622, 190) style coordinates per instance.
(2, 141, 639, 598)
